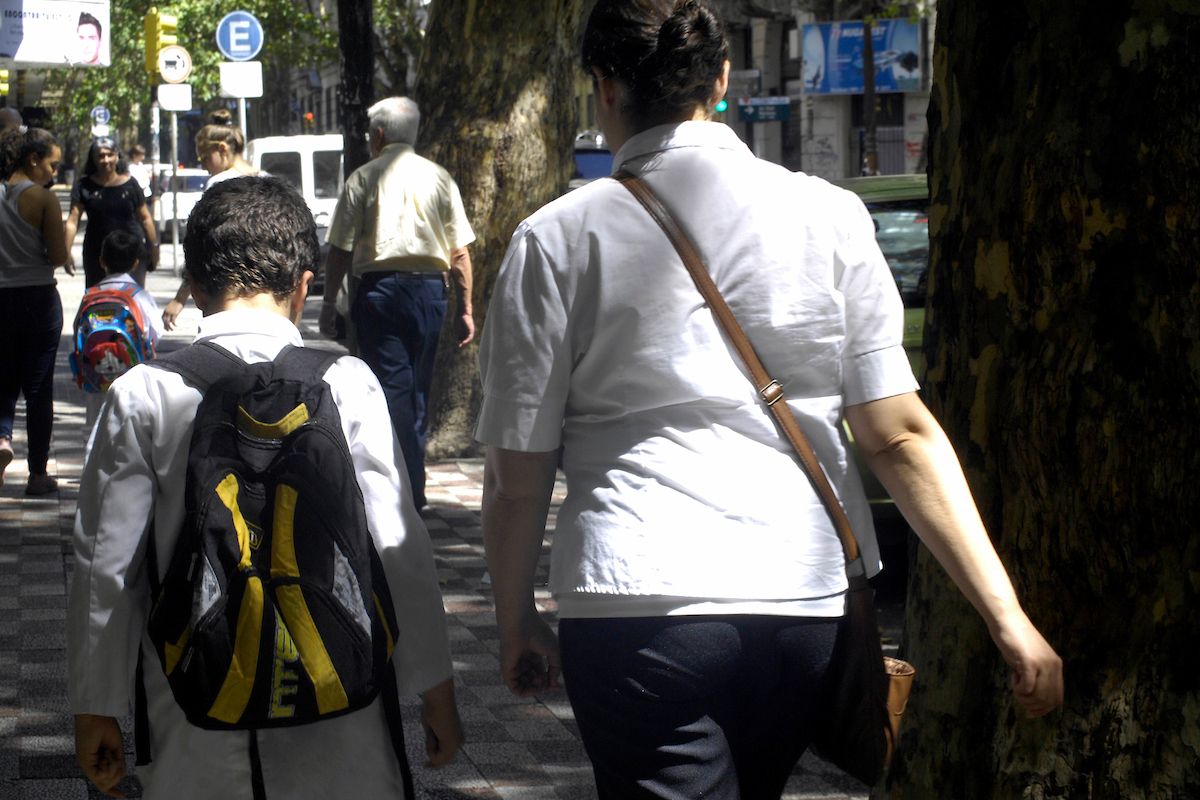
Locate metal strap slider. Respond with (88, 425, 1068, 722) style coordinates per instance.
(759, 379, 784, 406)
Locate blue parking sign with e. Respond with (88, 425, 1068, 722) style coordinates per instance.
(216, 11, 264, 62)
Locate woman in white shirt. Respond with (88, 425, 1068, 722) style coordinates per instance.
(477, 1, 1063, 797)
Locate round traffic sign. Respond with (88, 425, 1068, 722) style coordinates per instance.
(216, 11, 264, 62)
(90, 106, 111, 125)
(158, 45, 193, 84)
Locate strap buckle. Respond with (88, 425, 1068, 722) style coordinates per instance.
(759, 379, 784, 406)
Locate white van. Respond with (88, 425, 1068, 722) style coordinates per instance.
(245, 134, 344, 226)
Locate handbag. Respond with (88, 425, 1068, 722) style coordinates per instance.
(615, 169, 916, 786)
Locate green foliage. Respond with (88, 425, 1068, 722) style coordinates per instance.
(40, 0, 336, 156)
(373, 0, 426, 96)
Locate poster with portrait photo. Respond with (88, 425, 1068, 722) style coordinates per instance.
(0, 0, 111, 67)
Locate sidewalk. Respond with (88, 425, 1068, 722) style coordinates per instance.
(0, 256, 869, 799)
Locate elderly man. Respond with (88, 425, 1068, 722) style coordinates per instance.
(0, 107, 22, 133)
(320, 97, 475, 510)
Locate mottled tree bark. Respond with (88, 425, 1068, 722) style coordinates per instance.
(417, 0, 584, 458)
(891, 4, 1199, 798)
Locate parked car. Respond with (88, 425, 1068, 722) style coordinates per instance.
(833, 174, 929, 380)
(152, 166, 209, 242)
(833, 174, 929, 568)
(570, 130, 613, 190)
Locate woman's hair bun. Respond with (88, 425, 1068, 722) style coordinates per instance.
(582, 0, 727, 127)
(207, 108, 234, 126)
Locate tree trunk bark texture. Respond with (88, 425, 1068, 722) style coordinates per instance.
(893, 4, 1199, 798)
(338, 0, 374, 177)
(415, 0, 583, 459)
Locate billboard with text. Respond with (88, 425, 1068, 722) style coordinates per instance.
(1, 0, 111, 68)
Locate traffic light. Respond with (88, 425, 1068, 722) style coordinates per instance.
(0, 69, 10, 98)
(144, 7, 179, 75)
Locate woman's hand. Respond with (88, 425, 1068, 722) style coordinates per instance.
(162, 299, 184, 331)
(499, 609, 561, 697)
(989, 612, 1064, 718)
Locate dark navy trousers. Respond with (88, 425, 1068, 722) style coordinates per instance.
(351, 272, 447, 509)
(559, 614, 841, 800)
(0, 284, 63, 475)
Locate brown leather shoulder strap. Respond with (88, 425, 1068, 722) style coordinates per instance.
(615, 169, 862, 564)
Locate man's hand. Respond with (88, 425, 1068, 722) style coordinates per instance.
(455, 312, 475, 348)
(74, 714, 127, 798)
(318, 300, 340, 338)
(420, 678, 464, 767)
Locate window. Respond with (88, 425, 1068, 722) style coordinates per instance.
(260, 152, 302, 190)
(313, 151, 342, 199)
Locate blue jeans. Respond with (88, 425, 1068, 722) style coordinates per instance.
(352, 272, 447, 508)
(559, 615, 841, 800)
(0, 284, 63, 474)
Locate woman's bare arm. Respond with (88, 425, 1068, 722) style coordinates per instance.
(845, 392, 1063, 717)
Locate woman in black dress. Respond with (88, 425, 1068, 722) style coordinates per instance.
(64, 138, 159, 287)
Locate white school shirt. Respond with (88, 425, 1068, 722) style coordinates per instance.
(475, 121, 918, 618)
(68, 309, 452, 799)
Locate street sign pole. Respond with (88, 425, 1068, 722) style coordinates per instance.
(170, 110, 180, 274)
(216, 10, 265, 142)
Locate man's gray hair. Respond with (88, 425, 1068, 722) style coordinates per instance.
(0, 107, 23, 131)
(368, 97, 420, 146)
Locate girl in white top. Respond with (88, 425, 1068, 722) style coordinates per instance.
(162, 110, 262, 330)
(477, 1, 1063, 797)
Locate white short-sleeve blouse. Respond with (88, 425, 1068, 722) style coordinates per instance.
(476, 121, 918, 618)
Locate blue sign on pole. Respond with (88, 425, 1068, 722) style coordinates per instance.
(801, 20, 922, 95)
(216, 11, 264, 62)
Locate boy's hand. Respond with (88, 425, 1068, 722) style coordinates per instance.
(74, 714, 127, 797)
(419, 677, 464, 767)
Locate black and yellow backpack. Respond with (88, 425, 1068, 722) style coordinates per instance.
(138, 341, 410, 791)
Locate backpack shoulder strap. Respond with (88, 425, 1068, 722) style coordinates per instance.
(272, 344, 343, 386)
(152, 340, 245, 392)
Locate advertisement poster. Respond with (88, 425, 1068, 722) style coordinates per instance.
(802, 19, 921, 95)
(0, 0, 111, 67)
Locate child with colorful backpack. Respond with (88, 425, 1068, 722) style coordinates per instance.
(70, 229, 164, 428)
(68, 176, 461, 799)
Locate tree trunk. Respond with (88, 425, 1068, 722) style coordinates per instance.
(892, 4, 1199, 798)
(337, 0, 374, 177)
(416, 0, 584, 458)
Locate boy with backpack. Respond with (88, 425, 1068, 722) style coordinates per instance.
(68, 176, 461, 799)
(70, 229, 164, 428)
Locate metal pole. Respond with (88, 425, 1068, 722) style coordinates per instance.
(862, 12, 878, 176)
(150, 100, 161, 260)
(237, 96, 248, 141)
(170, 110, 181, 275)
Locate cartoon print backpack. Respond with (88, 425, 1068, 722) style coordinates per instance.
(69, 286, 155, 393)
(137, 342, 411, 786)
